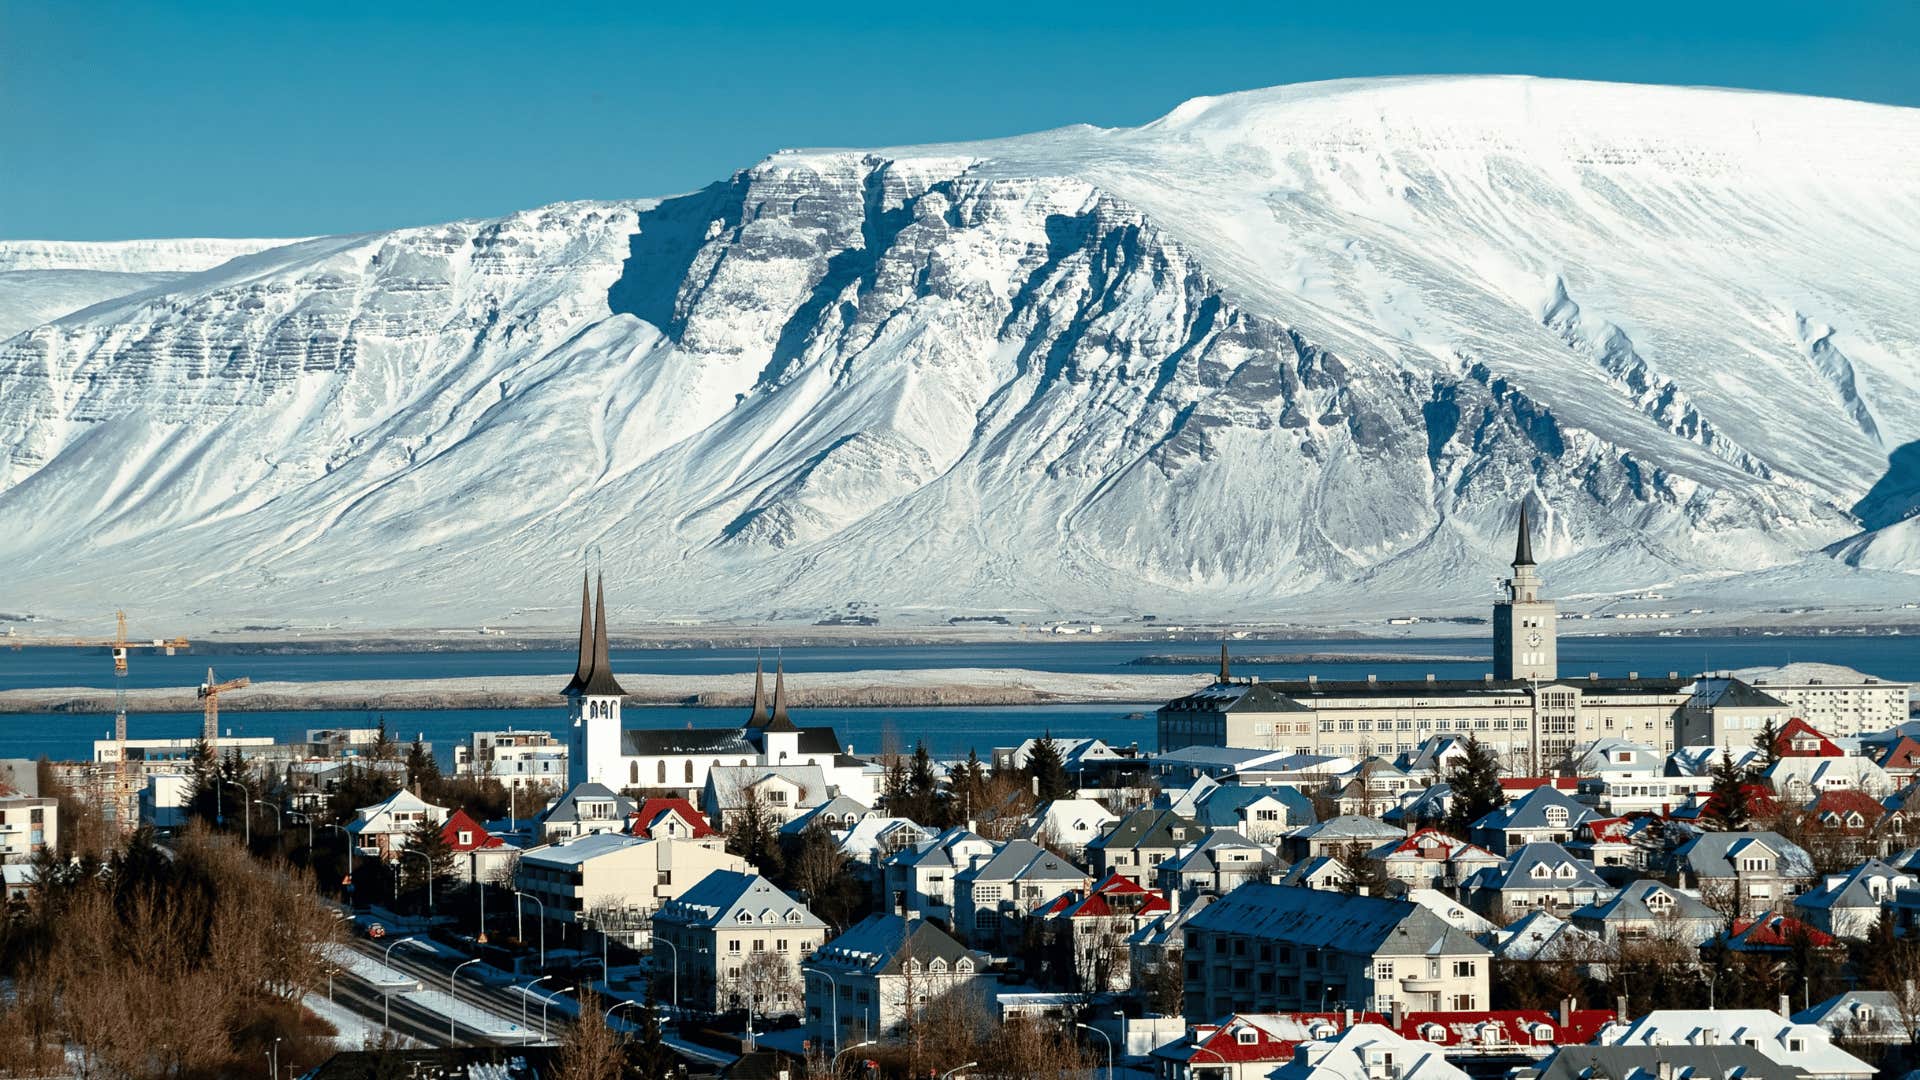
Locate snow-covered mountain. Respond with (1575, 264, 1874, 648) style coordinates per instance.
(3, 76, 1917, 631)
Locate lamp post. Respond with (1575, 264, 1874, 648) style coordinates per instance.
(1074, 1022, 1113, 1080)
(286, 809, 314, 849)
(801, 965, 841, 1058)
(450, 957, 482, 1045)
(580, 914, 611, 987)
(940, 1063, 978, 1080)
(515, 890, 547, 967)
(833, 1039, 877, 1075)
(253, 799, 283, 835)
(655, 935, 682, 1018)
(398, 848, 435, 917)
(540, 984, 575, 1043)
(270, 1036, 281, 1080)
(222, 779, 250, 844)
(607, 998, 645, 1025)
(1191, 1041, 1229, 1080)
(519, 975, 552, 1044)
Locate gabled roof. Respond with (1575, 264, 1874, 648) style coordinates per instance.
(623, 727, 756, 757)
(540, 782, 635, 825)
(1571, 879, 1718, 924)
(1185, 784, 1317, 829)
(1184, 884, 1488, 958)
(1158, 681, 1313, 715)
(1796, 859, 1915, 911)
(1689, 676, 1788, 711)
(630, 797, 716, 839)
(1292, 815, 1405, 843)
(652, 870, 825, 930)
(1531, 1045, 1811, 1080)
(1491, 911, 1600, 961)
(1725, 912, 1838, 952)
(440, 808, 506, 852)
(1777, 717, 1843, 758)
(705, 764, 829, 810)
(1673, 830, 1814, 878)
(1086, 807, 1201, 852)
(1474, 785, 1599, 833)
(1367, 829, 1498, 864)
(348, 788, 446, 833)
(1161, 830, 1278, 876)
(1874, 735, 1920, 771)
(779, 795, 872, 836)
(1478, 842, 1608, 891)
(1035, 872, 1171, 919)
(882, 826, 990, 870)
(1807, 789, 1891, 831)
(811, 913, 977, 976)
(956, 839, 1083, 885)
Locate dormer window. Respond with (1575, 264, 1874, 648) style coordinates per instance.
(458, 831, 473, 846)
(1236, 1029, 1258, 1045)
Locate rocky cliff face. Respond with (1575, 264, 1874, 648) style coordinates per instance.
(2, 77, 1915, 628)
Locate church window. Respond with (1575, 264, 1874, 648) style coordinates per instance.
(631, 762, 640, 785)
(685, 761, 695, 783)
(657, 760, 667, 784)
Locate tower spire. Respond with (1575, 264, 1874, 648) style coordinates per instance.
(765, 655, 796, 731)
(578, 572, 627, 697)
(1514, 503, 1536, 567)
(748, 652, 770, 727)
(1219, 639, 1231, 684)
(563, 571, 592, 696)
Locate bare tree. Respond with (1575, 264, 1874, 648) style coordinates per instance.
(721, 949, 801, 1025)
(555, 989, 624, 1080)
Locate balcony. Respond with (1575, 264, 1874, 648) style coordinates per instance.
(1400, 975, 1446, 992)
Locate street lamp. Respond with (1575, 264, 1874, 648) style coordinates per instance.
(450, 957, 483, 1045)
(397, 848, 435, 917)
(286, 809, 315, 849)
(222, 779, 250, 844)
(940, 1063, 978, 1080)
(520, 975, 553, 1045)
(606, 998, 645, 1025)
(1074, 1022, 1113, 1080)
(832, 1039, 878, 1075)
(655, 935, 682, 1018)
(801, 965, 841, 1058)
(270, 1036, 281, 1080)
(539, 984, 575, 1043)
(514, 890, 547, 967)
(253, 799, 283, 834)
(580, 914, 611, 986)
(1191, 1041, 1229, 1080)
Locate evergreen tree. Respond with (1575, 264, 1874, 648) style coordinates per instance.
(1754, 718, 1782, 772)
(907, 741, 942, 826)
(724, 789, 784, 875)
(1442, 735, 1505, 838)
(881, 755, 912, 815)
(625, 984, 677, 1080)
(370, 716, 395, 762)
(946, 748, 990, 826)
(1027, 733, 1071, 802)
(405, 737, 441, 790)
(184, 737, 220, 824)
(400, 813, 456, 899)
(1332, 841, 1393, 897)
(1706, 752, 1752, 830)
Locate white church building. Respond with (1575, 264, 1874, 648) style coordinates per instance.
(561, 575, 875, 806)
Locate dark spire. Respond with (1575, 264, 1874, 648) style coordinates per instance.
(563, 571, 591, 696)
(747, 653, 769, 727)
(1514, 503, 1537, 567)
(1219, 640, 1231, 684)
(764, 656, 797, 732)
(578, 572, 628, 697)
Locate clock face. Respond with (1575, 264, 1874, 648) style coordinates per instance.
(1526, 632, 1543, 647)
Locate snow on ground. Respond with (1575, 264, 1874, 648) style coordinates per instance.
(303, 991, 382, 1050)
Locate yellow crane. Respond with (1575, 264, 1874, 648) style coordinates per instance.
(197, 668, 250, 744)
(6, 611, 190, 831)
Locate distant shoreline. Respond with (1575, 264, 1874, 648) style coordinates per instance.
(0, 667, 1211, 716)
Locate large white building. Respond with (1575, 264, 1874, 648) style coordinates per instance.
(561, 575, 869, 802)
(1737, 662, 1913, 738)
(454, 729, 567, 789)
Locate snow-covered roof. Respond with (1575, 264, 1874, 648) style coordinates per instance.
(1597, 1009, 1873, 1078)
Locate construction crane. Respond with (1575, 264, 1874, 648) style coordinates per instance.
(197, 668, 250, 744)
(6, 611, 190, 831)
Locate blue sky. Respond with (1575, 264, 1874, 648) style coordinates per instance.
(3, 1, 1916, 240)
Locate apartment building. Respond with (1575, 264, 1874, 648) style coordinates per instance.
(0, 761, 54, 863)
(650, 871, 827, 1017)
(1741, 663, 1913, 738)
(453, 729, 567, 789)
(515, 831, 747, 946)
(1181, 884, 1490, 1019)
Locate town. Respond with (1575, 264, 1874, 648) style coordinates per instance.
(2, 512, 1917, 1080)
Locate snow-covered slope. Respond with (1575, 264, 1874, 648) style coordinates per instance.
(0, 238, 295, 340)
(2, 76, 1916, 630)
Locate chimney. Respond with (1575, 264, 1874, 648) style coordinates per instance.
(1629, 671, 1639, 681)
(1589, 672, 1599, 681)
(1309, 675, 1319, 686)
(1780, 993, 1791, 1018)
(1426, 674, 1436, 684)
(1559, 997, 1572, 1028)
(1390, 997, 1404, 1028)
(1367, 674, 1378, 684)
(1345, 1008, 1356, 1027)
(1617, 994, 1629, 1021)
(1484, 673, 1494, 683)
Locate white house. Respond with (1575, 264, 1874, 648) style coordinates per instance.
(802, 914, 984, 1052)
(1594, 1009, 1874, 1079)
(1270, 1024, 1469, 1080)
(346, 788, 449, 859)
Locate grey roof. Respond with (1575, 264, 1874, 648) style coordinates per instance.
(624, 727, 756, 757)
(1689, 676, 1789, 711)
(1185, 883, 1488, 958)
(1479, 842, 1608, 891)
(1474, 785, 1600, 833)
(779, 795, 871, 835)
(1493, 911, 1600, 961)
(1673, 830, 1814, 878)
(1275, 855, 1346, 888)
(1086, 807, 1201, 853)
(1161, 830, 1278, 876)
(955, 839, 1083, 884)
(811, 914, 976, 977)
(1571, 879, 1720, 924)
(540, 783, 635, 825)
(881, 826, 989, 870)
(1529, 1045, 1809, 1080)
(652, 870, 825, 930)
(1158, 681, 1314, 715)
(521, 831, 647, 868)
(1292, 815, 1406, 843)
(1188, 784, 1317, 829)
(1796, 858, 1912, 911)
(707, 764, 829, 809)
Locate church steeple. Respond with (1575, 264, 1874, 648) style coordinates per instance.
(747, 653, 770, 727)
(764, 657, 797, 732)
(1218, 640, 1231, 684)
(1493, 501, 1555, 681)
(562, 571, 592, 696)
(576, 573, 627, 698)
(1514, 504, 1537, 568)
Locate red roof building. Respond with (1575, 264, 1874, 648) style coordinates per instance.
(440, 808, 505, 852)
(1723, 911, 1840, 953)
(1499, 777, 1580, 794)
(1806, 789, 1898, 835)
(1776, 718, 1843, 758)
(1035, 871, 1171, 920)
(1875, 736, 1920, 774)
(628, 797, 718, 841)
(1150, 1009, 1618, 1079)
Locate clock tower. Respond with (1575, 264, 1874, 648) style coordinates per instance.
(1493, 505, 1557, 681)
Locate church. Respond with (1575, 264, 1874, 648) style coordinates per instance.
(1156, 506, 1695, 770)
(562, 575, 872, 804)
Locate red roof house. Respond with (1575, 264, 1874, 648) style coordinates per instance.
(1035, 871, 1171, 920)
(1875, 736, 1920, 774)
(628, 797, 717, 841)
(1776, 718, 1843, 758)
(1806, 789, 1898, 835)
(1723, 911, 1840, 953)
(440, 808, 505, 852)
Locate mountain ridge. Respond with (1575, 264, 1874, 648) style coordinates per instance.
(2, 76, 1916, 631)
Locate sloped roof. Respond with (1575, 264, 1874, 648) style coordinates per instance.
(1185, 884, 1488, 959)
(623, 727, 756, 757)
(1474, 785, 1599, 833)
(1492, 911, 1601, 961)
(653, 870, 824, 930)
(1531, 1045, 1811, 1080)
(1726, 912, 1838, 951)
(1162, 830, 1279, 876)
(1571, 879, 1718, 924)
(1689, 676, 1788, 711)
(440, 808, 506, 851)
(1158, 681, 1312, 715)
(1796, 858, 1914, 911)
(1479, 842, 1608, 891)
(1035, 872, 1171, 919)
(956, 838, 1083, 885)
(630, 797, 716, 839)
(1778, 717, 1844, 758)
(811, 913, 977, 976)
(1293, 815, 1405, 842)
(1673, 830, 1814, 878)
(778, 795, 872, 835)
(540, 783, 635, 825)
(1086, 807, 1201, 852)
